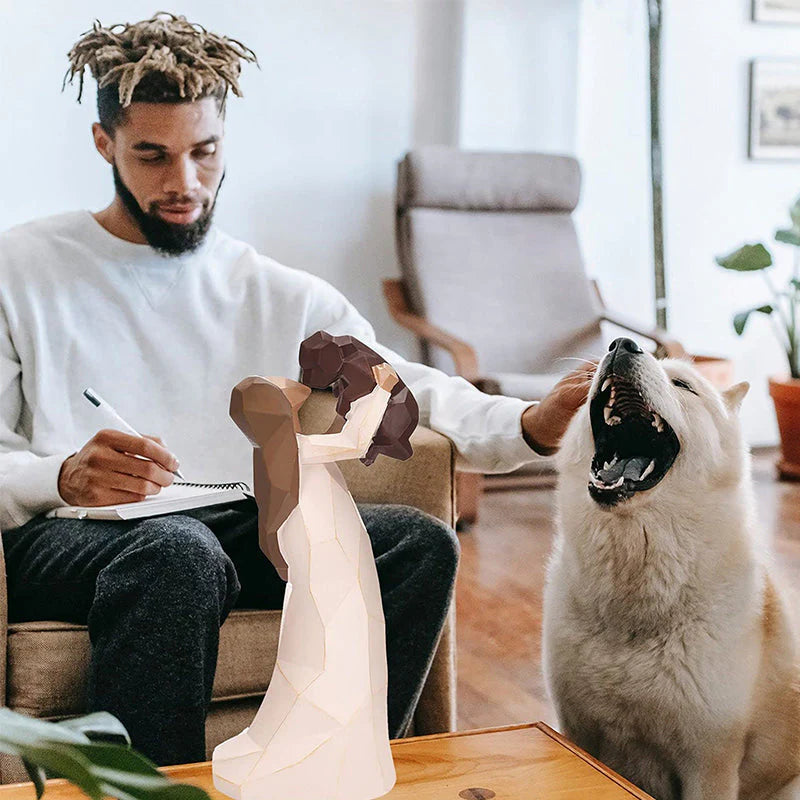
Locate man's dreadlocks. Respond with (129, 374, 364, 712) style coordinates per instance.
(63, 11, 259, 133)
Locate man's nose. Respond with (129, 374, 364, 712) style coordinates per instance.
(162, 156, 200, 196)
(608, 337, 644, 356)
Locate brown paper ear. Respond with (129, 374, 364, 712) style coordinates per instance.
(723, 381, 750, 412)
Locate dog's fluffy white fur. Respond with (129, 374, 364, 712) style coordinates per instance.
(543, 351, 800, 800)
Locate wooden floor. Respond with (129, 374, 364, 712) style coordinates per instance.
(455, 448, 800, 731)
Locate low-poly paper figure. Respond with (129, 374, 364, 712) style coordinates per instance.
(212, 331, 419, 800)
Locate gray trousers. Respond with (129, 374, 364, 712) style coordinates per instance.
(1, 500, 459, 766)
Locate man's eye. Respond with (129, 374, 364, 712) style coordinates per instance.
(672, 378, 697, 394)
(196, 148, 216, 158)
(139, 155, 164, 163)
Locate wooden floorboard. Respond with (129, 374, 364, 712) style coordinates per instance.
(455, 447, 800, 731)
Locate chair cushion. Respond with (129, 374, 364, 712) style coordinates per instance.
(6, 608, 280, 718)
(397, 148, 581, 212)
(399, 207, 605, 376)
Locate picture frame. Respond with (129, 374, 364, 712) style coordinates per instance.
(753, 0, 800, 23)
(749, 60, 800, 160)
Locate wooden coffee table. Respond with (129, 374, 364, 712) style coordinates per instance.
(0, 723, 652, 799)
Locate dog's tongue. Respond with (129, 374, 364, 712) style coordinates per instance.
(595, 455, 652, 484)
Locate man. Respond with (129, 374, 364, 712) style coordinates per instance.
(0, 13, 592, 765)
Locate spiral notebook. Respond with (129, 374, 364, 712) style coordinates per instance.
(47, 481, 253, 521)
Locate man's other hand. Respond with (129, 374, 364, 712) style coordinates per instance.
(521, 363, 598, 456)
(58, 430, 179, 506)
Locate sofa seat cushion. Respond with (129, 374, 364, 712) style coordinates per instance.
(6, 608, 280, 718)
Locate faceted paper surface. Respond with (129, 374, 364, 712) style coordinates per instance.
(215, 374, 399, 800)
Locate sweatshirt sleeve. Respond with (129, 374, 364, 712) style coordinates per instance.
(0, 304, 71, 530)
(303, 274, 541, 474)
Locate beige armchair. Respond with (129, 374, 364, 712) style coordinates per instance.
(384, 147, 730, 524)
(0, 389, 457, 783)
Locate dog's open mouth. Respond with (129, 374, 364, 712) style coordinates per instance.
(588, 376, 680, 506)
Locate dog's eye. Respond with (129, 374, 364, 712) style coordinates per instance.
(671, 378, 697, 394)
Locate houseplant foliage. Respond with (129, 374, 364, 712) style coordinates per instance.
(716, 194, 800, 477)
(0, 709, 210, 800)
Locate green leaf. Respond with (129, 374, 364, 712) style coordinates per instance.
(17, 744, 104, 800)
(716, 243, 773, 271)
(790, 195, 800, 228)
(0, 709, 88, 748)
(57, 712, 131, 747)
(0, 710, 212, 800)
(22, 758, 46, 800)
(733, 305, 774, 335)
(776, 228, 800, 246)
(69, 744, 211, 800)
(69, 743, 160, 777)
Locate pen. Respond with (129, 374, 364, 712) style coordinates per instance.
(82, 387, 186, 480)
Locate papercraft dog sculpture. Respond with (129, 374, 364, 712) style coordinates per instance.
(212, 331, 418, 800)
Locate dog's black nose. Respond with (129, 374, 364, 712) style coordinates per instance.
(608, 337, 643, 355)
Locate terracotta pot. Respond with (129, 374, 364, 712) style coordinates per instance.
(768, 376, 800, 480)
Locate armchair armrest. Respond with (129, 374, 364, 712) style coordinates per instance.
(0, 529, 7, 707)
(382, 279, 480, 383)
(592, 279, 686, 358)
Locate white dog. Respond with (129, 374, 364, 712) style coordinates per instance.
(543, 337, 800, 800)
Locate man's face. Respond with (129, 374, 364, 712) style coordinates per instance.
(94, 97, 226, 255)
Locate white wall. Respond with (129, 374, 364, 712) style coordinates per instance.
(460, 0, 581, 152)
(578, 0, 800, 445)
(575, 0, 653, 324)
(413, 0, 465, 147)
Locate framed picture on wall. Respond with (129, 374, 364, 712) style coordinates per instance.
(750, 60, 800, 160)
(753, 0, 800, 22)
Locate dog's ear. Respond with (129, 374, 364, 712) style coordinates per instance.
(723, 381, 749, 412)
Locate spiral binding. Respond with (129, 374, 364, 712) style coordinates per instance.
(174, 481, 251, 492)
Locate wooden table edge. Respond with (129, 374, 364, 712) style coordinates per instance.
(161, 722, 653, 799)
(0, 722, 654, 799)
(535, 723, 653, 799)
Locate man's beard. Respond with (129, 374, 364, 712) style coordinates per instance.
(112, 162, 225, 256)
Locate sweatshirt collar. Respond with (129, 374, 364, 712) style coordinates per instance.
(79, 209, 218, 265)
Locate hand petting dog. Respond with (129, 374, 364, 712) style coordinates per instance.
(521, 363, 598, 455)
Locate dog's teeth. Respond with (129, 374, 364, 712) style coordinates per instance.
(652, 413, 664, 432)
(601, 378, 612, 392)
(602, 455, 619, 471)
(589, 473, 624, 490)
(608, 415, 622, 426)
(640, 459, 655, 481)
(604, 406, 612, 423)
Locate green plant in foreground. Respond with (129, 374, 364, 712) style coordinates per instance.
(0, 709, 210, 800)
(716, 195, 800, 379)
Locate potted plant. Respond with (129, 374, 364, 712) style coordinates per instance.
(0, 708, 210, 800)
(716, 195, 800, 478)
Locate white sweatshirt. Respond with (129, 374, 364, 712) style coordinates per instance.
(0, 211, 538, 530)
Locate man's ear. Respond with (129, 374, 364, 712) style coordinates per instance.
(92, 122, 114, 165)
(723, 381, 749, 412)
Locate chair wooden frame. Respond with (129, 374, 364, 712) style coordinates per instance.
(382, 277, 688, 524)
